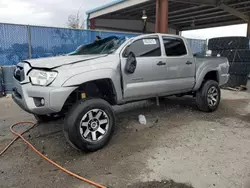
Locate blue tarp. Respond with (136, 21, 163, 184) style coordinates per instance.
(0, 23, 138, 65)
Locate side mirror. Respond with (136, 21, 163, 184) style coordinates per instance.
(125, 52, 137, 74)
(206, 50, 212, 56)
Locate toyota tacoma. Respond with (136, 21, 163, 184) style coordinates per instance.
(12, 34, 229, 152)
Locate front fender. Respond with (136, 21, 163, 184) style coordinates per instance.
(62, 68, 123, 103)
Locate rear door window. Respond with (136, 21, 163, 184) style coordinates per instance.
(163, 37, 187, 56)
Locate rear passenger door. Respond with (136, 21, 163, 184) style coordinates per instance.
(162, 37, 196, 93)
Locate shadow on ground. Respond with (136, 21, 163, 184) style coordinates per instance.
(126, 180, 194, 188)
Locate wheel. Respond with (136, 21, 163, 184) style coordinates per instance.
(196, 80, 221, 112)
(64, 98, 115, 152)
(34, 114, 62, 123)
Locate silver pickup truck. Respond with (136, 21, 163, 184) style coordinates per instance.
(12, 34, 229, 152)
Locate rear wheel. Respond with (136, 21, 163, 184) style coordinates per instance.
(196, 80, 221, 112)
(64, 98, 115, 152)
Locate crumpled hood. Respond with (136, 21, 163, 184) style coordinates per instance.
(24, 54, 107, 69)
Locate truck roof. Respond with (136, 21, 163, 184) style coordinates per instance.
(135, 33, 186, 40)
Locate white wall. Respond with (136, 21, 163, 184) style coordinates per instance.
(94, 19, 177, 34)
(89, 0, 150, 19)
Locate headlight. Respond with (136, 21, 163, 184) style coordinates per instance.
(28, 69, 58, 86)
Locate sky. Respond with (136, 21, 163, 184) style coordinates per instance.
(0, 0, 111, 27)
(0, 0, 248, 39)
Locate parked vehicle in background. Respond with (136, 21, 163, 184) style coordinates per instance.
(12, 34, 229, 152)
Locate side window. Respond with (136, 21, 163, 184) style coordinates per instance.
(163, 37, 187, 56)
(123, 38, 161, 57)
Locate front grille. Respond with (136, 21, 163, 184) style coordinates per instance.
(14, 66, 25, 82)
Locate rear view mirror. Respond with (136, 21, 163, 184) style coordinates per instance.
(125, 52, 137, 74)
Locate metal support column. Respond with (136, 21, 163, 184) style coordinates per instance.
(247, 20, 250, 38)
(155, 0, 169, 33)
(155, 0, 160, 33)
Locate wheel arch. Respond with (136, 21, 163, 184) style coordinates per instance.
(62, 69, 123, 102)
(194, 70, 219, 91)
(61, 78, 118, 114)
(203, 71, 219, 82)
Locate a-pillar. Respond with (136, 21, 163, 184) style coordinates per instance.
(155, 0, 169, 33)
(247, 20, 250, 38)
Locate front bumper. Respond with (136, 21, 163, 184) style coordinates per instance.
(12, 80, 76, 115)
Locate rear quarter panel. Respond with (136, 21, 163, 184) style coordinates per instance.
(193, 57, 229, 91)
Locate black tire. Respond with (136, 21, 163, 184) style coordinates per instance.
(229, 63, 250, 76)
(34, 114, 62, 123)
(224, 74, 248, 88)
(64, 98, 115, 152)
(208, 37, 249, 50)
(212, 49, 250, 63)
(196, 80, 221, 112)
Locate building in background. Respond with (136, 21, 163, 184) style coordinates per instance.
(86, 0, 250, 37)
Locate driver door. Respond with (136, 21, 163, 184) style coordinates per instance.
(120, 36, 168, 101)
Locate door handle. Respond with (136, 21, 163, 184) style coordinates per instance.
(157, 61, 166, 66)
(186, 61, 193, 65)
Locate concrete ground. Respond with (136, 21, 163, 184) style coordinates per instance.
(0, 90, 250, 188)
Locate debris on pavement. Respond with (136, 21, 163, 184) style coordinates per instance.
(138, 115, 147, 125)
(127, 180, 194, 188)
(224, 85, 248, 91)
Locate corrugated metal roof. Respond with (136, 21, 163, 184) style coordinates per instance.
(86, 0, 250, 31)
(91, 0, 250, 31)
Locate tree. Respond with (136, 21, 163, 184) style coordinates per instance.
(67, 11, 85, 29)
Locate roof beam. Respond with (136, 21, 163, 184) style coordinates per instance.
(169, 1, 250, 17)
(169, 6, 250, 23)
(169, 5, 205, 15)
(170, 10, 225, 22)
(218, 3, 249, 21)
(228, 1, 250, 7)
(171, 14, 234, 25)
(169, 0, 216, 6)
(181, 19, 244, 30)
(170, 7, 220, 19)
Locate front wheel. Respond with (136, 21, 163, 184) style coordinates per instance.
(64, 98, 115, 152)
(196, 80, 221, 112)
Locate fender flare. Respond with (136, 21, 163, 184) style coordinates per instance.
(62, 68, 123, 103)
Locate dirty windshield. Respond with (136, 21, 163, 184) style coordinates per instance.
(70, 36, 126, 55)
